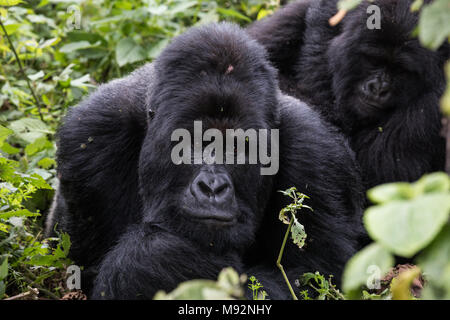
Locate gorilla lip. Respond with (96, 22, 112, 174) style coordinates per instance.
(183, 208, 237, 226)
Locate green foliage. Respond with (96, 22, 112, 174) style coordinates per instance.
(418, 0, 450, 50)
(0, 151, 71, 299)
(278, 187, 313, 249)
(342, 173, 450, 300)
(299, 272, 345, 300)
(248, 275, 267, 300)
(154, 267, 246, 300)
(277, 187, 313, 300)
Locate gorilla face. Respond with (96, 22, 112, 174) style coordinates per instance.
(327, 0, 447, 124)
(138, 24, 279, 252)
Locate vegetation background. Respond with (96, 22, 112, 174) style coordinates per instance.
(0, 0, 449, 300)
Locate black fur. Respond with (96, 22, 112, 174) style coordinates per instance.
(47, 23, 363, 300)
(248, 0, 449, 190)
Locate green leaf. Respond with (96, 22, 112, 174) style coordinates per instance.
(411, 0, 424, 12)
(216, 8, 251, 22)
(0, 124, 13, 147)
(9, 118, 53, 144)
(0, 209, 40, 220)
(418, 0, 450, 50)
(37, 157, 56, 169)
(368, 182, 416, 204)
(364, 193, 450, 257)
(337, 0, 363, 11)
(115, 38, 146, 67)
(1, 142, 20, 155)
(417, 224, 450, 299)
(25, 136, 52, 156)
(59, 41, 100, 53)
(291, 216, 307, 248)
(342, 243, 394, 294)
(415, 172, 450, 193)
(0, 0, 21, 6)
(0, 257, 8, 281)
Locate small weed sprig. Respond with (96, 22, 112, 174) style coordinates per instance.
(277, 187, 313, 300)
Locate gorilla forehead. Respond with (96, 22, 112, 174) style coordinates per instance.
(150, 22, 279, 131)
(155, 22, 275, 81)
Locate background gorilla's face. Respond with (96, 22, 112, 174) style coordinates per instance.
(137, 23, 279, 253)
(327, 0, 447, 124)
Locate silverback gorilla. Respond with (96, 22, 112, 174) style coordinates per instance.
(46, 23, 363, 299)
(248, 0, 449, 190)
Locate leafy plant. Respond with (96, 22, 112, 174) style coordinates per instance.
(277, 187, 313, 300)
(342, 173, 450, 299)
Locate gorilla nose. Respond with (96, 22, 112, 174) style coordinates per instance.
(191, 171, 233, 204)
(365, 77, 391, 101)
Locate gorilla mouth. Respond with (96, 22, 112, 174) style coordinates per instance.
(358, 96, 384, 111)
(182, 207, 237, 227)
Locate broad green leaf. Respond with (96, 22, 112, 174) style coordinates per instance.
(217, 8, 251, 22)
(0, 209, 40, 220)
(115, 38, 146, 67)
(291, 216, 306, 248)
(0, 257, 7, 281)
(368, 182, 416, 204)
(418, 0, 450, 50)
(0, 124, 13, 147)
(148, 39, 170, 60)
(59, 41, 99, 53)
(411, 0, 424, 12)
(364, 193, 450, 257)
(28, 70, 45, 81)
(25, 136, 52, 156)
(1, 142, 20, 154)
(342, 243, 394, 294)
(442, 62, 450, 116)
(390, 267, 421, 300)
(337, 0, 363, 11)
(9, 118, 53, 144)
(37, 157, 56, 169)
(0, 0, 21, 7)
(415, 172, 450, 193)
(154, 268, 243, 300)
(417, 224, 450, 299)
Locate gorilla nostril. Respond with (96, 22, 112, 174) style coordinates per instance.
(197, 180, 213, 197)
(191, 171, 233, 203)
(213, 183, 229, 197)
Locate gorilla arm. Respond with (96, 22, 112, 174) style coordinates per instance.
(47, 64, 155, 269)
(91, 225, 243, 300)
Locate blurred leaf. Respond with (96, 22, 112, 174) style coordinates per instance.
(342, 243, 394, 294)
(390, 266, 421, 300)
(418, 0, 450, 50)
(337, 0, 363, 11)
(364, 193, 450, 257)
(115, 37, 146, 67)
(0, 0, 21, 6)
(0, 124, 13, 147)
(217, 8, 251, 22)
(417, 224, 450, 299)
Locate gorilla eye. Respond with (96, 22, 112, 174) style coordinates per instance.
(148, 109, 155, 120)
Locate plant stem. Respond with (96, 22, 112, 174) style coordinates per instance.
(276, 215, 298, 300)
(0, 19, 44, 121)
